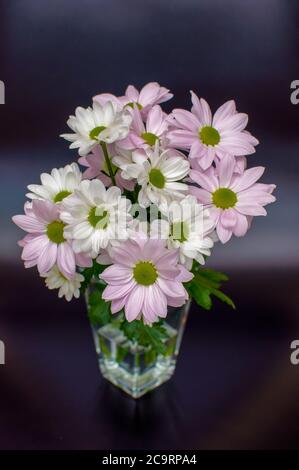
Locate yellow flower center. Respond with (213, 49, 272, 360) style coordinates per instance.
(149, 168, 165, 189)
(53, 190, 71, 203)
(199, 126, 220, 146)
(212, 188, 237, 209)
(133, 261, 158, 286)
(88, 207, 109, 229)
(89, 126, 107, 140)
(47, 221, 65, 244)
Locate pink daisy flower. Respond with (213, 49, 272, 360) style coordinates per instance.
(12, 200, 79, 278)
(167, 91, 259, 170)
(78, 144, 135, 191)
(189, 155, 276, 243)
(120, 82, 173, 118)
(94, 82, 173, 118)
(99, 236, 193, 324)
(118, 105, 169, 150)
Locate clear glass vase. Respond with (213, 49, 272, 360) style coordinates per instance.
(86, 282, 190, 399)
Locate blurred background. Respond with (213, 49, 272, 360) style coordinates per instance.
(0, 0, 299, 450)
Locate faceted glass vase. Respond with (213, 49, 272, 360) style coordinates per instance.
(86, 284, 190, 399)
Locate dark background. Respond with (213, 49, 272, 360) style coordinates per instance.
(0, 0, 299, 450)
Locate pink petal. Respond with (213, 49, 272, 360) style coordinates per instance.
(125, 285, 145, 322)
(37, 242, 57, 273)
(212, 100, 236, 127)
(21, 234, 49, 261)
(12, 215, 45, 233)
(110, 245, 138, 267)
(220, 209, 237, 229)
(199, 146, 216, 170)
(167, 129, 196, 149)
(125, 85, 139, 101)
(190, 92, 212, 125)
(32, 199, 59, 224)
(155, 248, 179, 269)
(111, 296, 127, 314)
(102, 279, 135, 300)
(100, 264, 132, 285)
(189, 139, 205, 160)
(189, 169, 218, 192)
(188, 186, 212, 204)
(156, 277, 185, 298)
(235, 203, 267, 216)
(217, 113, 248, 133)
(217, 154, 235, 187)
(220, 134, 256, 156)
(172, 109, 200, 131)
(75, 252, 93, 268)
(147, 284, 167, 319)
(216, 222, 233, 244)
(131, 106, 145, 135)
(233, 213, 249, 237)
(237, 188, 276, 205)
(139, 82, 161, 107)
(176, 265, 193, 282)
(57, 243, 76, 279)
(146, 105, 164, 134)
(231, 166, 265, 192)
(167, 295, 186, 307)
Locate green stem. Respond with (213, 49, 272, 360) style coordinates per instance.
(100, 141, 116, 186)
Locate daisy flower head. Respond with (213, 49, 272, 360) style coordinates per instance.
(93, 82, 173, 119)
(115, 143, 190, 208)
(78, 144, 135, 191)
(99, 236, 193, 324)
(41, 266, 84, 302)
(189, 155, 276, 243)
(60, 179, 132, 256)
(167, 91, 259, 170)
(119, 82, 173, 118)
(150, 195, 214, 269)
(60, 100, 132, 156)
(26, 163, 82, 203)
(117, 105, 169, 151)
(12, 200, 77, 278)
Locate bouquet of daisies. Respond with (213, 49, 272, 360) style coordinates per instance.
(13, 82, 276, 332)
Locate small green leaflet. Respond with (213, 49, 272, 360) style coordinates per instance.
(121, 320, 169, 355)
(87, 287, 111, 326)
(186, 263, 235, 310)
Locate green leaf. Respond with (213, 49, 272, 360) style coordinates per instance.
(80, 260, 107, 293)
(186, 263, 235, 310)
(121, 320, 169, 355)
(197, 268, 229, 283)
(209, 288, 236, 309)
(187, 281, 212, 310)
(87, 288, 111, 326)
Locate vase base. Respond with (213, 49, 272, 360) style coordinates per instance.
(90, 302, 190, 399)
(98, 355, 175, 398)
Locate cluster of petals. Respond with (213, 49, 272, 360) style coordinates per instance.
(12, 200, 91, 279)
(100, 236, 193, 324)
(13, 82, 276, 308)
(189, 155, 276, 243)
(167, 91, 259, 170)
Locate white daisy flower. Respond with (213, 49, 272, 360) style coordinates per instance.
(41, 266, 84, 302)
(60, 100, 132, 156)
(150, 195, 214, 269)
(26, 163, 82, 203)
(115, 144, 190, 208)
(60, 179, 132, 256)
